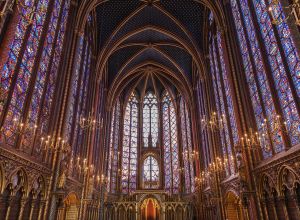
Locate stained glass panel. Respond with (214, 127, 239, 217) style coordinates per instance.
(143, 156, 159, 189)
(122, 93, 138, 193)
(143, 92, 158, 148)
(162, 91, 180, 194)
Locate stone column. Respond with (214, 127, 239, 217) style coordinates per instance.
(279, 197, 290, 220)
(17, 198, 27, 220)
(261, 201, 269, 220)
(28, 199, 36, 220)
(38, 199, 46, 220)
(4, 196, 13, 220)
(55, 192, 65, 220)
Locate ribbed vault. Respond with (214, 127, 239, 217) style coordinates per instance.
(75, 0, 227, 108)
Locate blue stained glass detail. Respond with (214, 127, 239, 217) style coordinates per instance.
(253, 0, 300, 146)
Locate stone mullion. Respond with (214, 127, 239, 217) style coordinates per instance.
(105, 108, 112, 192)
(158, 99, 164, 189)
(81, 53, 97, 220)
(84, 49, 97, 164)
(223, 3, 265, 220)
(100, 82, 109, 181)
(175, 96, 184, 194)
(47, 1, 78, 139)
(0, 0, 40, 128)
(183, 102, 191, 192)
(222, 17, 266, 220)
(190, 64, 201, 180)
(95, 83, 104, 171)
(76, 42, 90, 158)
(223, 1, 259, 147)
(169, 100, 175, 193)
(92, 73, 103, 170)
(109, 106, 116, 192)
(15, 0, 57, 150)
(232, 0, 276, 156)
(81, 43, 92, 158)
(222, 24, 263, 164)
(199, 79, 210, 167)
(245, 0, 291, 149)
(203, 76, 215, 166)
(43, 1, 79, 218)
(269, 14, 300, 120)
(208, 26, 224, 160)
(117, 99, 125, 193)
(137, 100, 143, 189)
(223, 3, 264, 175)
(210, 37, 232, 175)
(195, 79, 205, 173)
(30, 0, 67, 155)
(215, 33, 240, 173)
(204, 57, 223, 219)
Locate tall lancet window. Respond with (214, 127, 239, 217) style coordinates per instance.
(143, 92, 159, 148)
(107, 100, 120, 193)
(121, 92, 138, 193)
(143, 156, 159, 189)
(180, 98, 195, 193)
(162, 91, 180, 194)
(0, 0, 70, 148)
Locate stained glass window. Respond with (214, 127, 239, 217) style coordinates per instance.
(196, 80, 210, 168)
(230, 0, 300, 156)
(0, 0, 71, 150)
(24, 0, 70, 150)
(121, 92, 138, 193)
(0, 0, 37, 114)
(251, 0, 300, 146)
(107, 100, 120, 193)
(209, 37, 231, 175)
(230, 0, 281, 157)
(143, 156, 159, 189)
(73, 43, 91, 156)
(143, 92, 158, 148)
(0, 0, 51, 146)
(65, 36, 84, 144)
(162, 91, 180, 194)
(180, 98, 195, 193)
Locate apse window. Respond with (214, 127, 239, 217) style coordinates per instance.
(143, 156, 159, 189)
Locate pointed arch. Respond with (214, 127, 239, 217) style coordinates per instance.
(121, 92, 139, 193)
(162, 90, 180, 194)
(143, 91, 159, 148)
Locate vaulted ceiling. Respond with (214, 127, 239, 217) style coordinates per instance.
(90, 0, 213, 102)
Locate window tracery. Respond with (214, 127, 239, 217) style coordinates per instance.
(143, 156, 159, 189)
(121, 92, 138, 193)
(0, 0, 70, 151)
(162, 91, 180, 194)
(230, 0, 300, 157)
(143, 92, 159, 148)
(180, 98, 195, 193)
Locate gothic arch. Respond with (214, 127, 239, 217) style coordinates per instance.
(224, 191, 243, 220)
(64, 191, 80, 220)
(29, 175, 46, 199)
(7, 167, 28, 196)
(259, 173, 277, 199)
(278, 166, 300, 196)
(108, 62, 192, 111)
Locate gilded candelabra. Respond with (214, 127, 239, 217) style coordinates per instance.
(79, 113, 102, 130)
(268, 0, 300, 26)
(201, 112, 226, 132)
